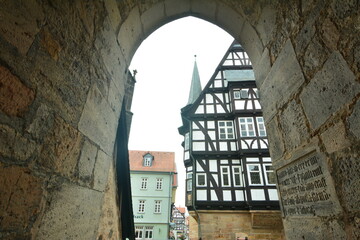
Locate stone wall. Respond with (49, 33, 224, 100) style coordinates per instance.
(188, 210, 284, 240)
(0, 0, 359, 239)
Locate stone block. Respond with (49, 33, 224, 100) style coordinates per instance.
(215, 1, 246, 40)
(255, 5, 277, 47)
(348, 99, 360, 139)
(108, 77, 124, 119)
(266, 117, 284, 162)
(78, 139, 98, 182)
(78, 84, 118, 155)
(332, 156, 360, 212)
(96, 166, 120, 239)
(93, 150, 112, 192)
(320, 18, 340, 50)
(254, 47, 271, 89)
(321, 121, 351, 153)
(0, 0, 44, 55)
(191, 0, 217, 21)
(41, 30, 62, 61)
(26, 104, 54, 141)
(40, 117, 82, 178)
(260, 40, 305, 120)
(0, 164, 44, 231)
(300, 51, 360, 130)
(0, 124, 37, 162)
(279, 100, 310, 152)
(0, 65, 35, 117)
(118, 6, 144, 61)
(35, 182, 103, 240)
(104, 0, 122, 32)
(140, 2, 166, 37)
(164, 0, 191, 18)
(238, 21, 264, 68)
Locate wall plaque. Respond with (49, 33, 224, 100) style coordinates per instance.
(277, 152, 341, 217)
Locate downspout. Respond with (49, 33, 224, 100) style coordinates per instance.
(190, 153, 202, 240)
(168, 171, 174, 240)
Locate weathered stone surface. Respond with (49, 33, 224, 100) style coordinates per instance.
(104, 0, 122, 32)
(239, 21, 264, 68)
(215, 1, 245, 40)
(141, 2, 166, 36)
(321, 121, 351, 153)
(40, 117, 82, 178)
(303, 36, 330, 78)
(265, 117, 284, 162)
(260, 40, 305, 119)
(253, 47, 271, 88)
(348, 99, 360, 139)
(332, 155, 360, 212)
(78, 139, 98, 183)
(320, 18, 340, 50)
(256, 5, 277, 47)
(191, 0, 217, 22)
(0, 124, 37, 162)
(96, 166, 121, 240)
(0, 65, 35, 117)
(41, 30, 62, 61)
(164, 0, 191, 17)
(35, 183, 103, 240)
(279, 100, 310, 151)
(93, 150, 112, 192)
(0, 0, 44, 55)
(118, 6, 144, 61)
(78, 85, 118, 155)
(26, 104, 54, 141)
(0, 163, 43, 231)
(300, 51, 360, 130)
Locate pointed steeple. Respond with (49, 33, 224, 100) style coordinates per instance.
(187, 55, 202, 105)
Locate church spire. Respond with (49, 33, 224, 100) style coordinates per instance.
(187, 55, 202, 105)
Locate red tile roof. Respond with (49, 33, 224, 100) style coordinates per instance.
(129, 150, 177, 173)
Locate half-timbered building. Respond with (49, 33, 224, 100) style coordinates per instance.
(179, 41, 284, 239)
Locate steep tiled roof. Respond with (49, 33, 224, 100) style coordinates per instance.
(129, 150, 177, 173)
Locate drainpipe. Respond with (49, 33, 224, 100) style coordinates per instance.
(190, 153, 202, 240)
(168, 171, 174, 240)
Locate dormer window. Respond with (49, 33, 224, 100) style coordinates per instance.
(143, 153, 154, 167)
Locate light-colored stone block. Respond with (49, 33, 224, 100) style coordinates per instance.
(256, 5, 277, 47)
(265, 117, 284, 162)
(321, 121, 351, 153)
(253, 47, 271, 89)
(191, 0, 217, 21)
(93, 150, 112, 192)
(300, 51, 360, 130)
(78, 85, 118, 155)
(279, 100, 310, 151)
(141, 2, 166, 38)
(260, 39, 305, 120)
(215, 1, 246, 39)
(239, 21, 264, 67)
(78, 139, 98, 181)
(348, 99, 360, 139)
(164, 0, 191, 18)
(104, 0, 122, 32)
(35, 183, 103, 240)
(118, 6, 144, 62)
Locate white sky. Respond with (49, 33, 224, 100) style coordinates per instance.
(128, 16, 233, 207)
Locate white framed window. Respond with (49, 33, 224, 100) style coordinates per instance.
(234, 90, 241, 99)
(256, 117, 267, 136)
(196, 173, 206, 187)
(144, 226, 153, 239)
(221, 166, 230, 186)
(135, 226, 153, 240)
(184, 132, 190, 150)
(135, 226, 144, 239)
(247, 164, 263, 185)
(239, 117, 255, 137)
(187, 179, 192, 191)
(240, 89, 249, 99)
(263, 164, 276, 185)
(143, 153, 153, 167)
(154, 200, 161, 213)
(138, 200, 145, 213)
(156, 178, 163, 190)
(141, 178, 148, 190)
(218, 121, 235, 139)
(232, 166, 242, 187)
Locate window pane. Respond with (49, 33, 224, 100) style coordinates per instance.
(250, 172, 261, 184)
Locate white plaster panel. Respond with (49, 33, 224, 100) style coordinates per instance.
(223, 190, 232, 201)
(268, 189, 279, 201)
(211, 190, 218, 201)
(251, 189, 266, 201)
(235, 190, 244, 201)
(196, 190, 207, 201)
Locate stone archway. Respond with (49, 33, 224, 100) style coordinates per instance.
(0, 1, 359, 239)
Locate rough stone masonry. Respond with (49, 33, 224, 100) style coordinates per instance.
(0, 0, 359, 239)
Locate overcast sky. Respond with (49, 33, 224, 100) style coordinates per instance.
(128, 16, 233, 207)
